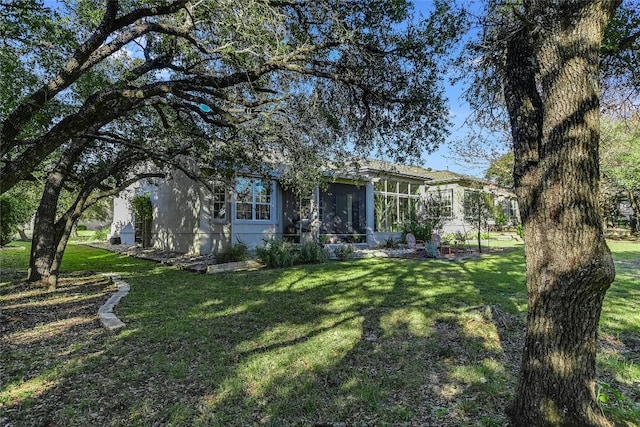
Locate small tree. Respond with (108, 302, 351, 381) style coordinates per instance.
(421, 188, 449, 235)
(463, 190, 493, 253)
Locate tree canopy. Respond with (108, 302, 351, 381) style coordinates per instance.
(1, 0, 464, 195)
(450, 0, 639, 171)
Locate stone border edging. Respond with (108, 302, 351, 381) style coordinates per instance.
(98, 273, 130, 331)
(206, 260, 264, 274)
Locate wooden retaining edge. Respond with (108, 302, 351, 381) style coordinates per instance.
(98, 274, 130, 331)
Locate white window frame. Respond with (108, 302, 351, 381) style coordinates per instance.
(211, 181, 228, 221)
(234, 177, 273, 222)
(426, 189, 454, 220)
(374, 179, 421, 232)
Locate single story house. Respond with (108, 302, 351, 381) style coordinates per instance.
(110, 159, 519, 255)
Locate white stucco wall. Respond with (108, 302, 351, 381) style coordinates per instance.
(110, 186, 137, 244)
(424, 183, 470, 235)
(151, 171, 231, 255)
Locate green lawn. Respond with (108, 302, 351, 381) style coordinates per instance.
(1, 241, 638, 426)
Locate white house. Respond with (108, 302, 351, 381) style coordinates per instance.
(110, 159, 519, 255)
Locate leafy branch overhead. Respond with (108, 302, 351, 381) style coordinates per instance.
(0, 0, 465, 194)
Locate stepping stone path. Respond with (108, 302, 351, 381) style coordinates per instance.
(98, 273, 130, 331)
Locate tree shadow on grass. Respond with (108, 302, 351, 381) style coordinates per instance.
(1, 247, 637, 426)
(0, 254, 525, 426)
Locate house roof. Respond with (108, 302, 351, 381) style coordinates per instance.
(356, 158, 434, 181)
(357, 158, 485, 185)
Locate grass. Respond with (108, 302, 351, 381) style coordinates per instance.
(0, 241, 638, 426)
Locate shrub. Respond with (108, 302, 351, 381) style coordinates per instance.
(92, 226, 110, 242)
(403, 222, 433, 243)
(256, 240, 297, 268)
(297, 241, 329, 264)
(216, 241, 249, 264)
(334, 243, 355, 260)
(257, 240, 329, 268)
(77, 224, 88, 231)
(378, 236, 399, 249)
(493, 211, 507, 230)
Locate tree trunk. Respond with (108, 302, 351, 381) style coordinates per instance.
(28, 139, 85, 288)
(503, 1, 619, 426)
(18, 228, 29, 241)
(28, 177, 65, 287)
(628, 190, 639, 234)
(47, 215, 77, 289)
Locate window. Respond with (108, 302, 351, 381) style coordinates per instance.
(374, 179, 420, 232)
(505, 198, 518, 223)
(212, 182, 227, 220)
(235, 177, 272, 221)
(463, 190, 480, 219)
(425, 189, 453, 220)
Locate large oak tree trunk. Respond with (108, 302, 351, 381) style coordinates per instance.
(503, 1, 619, 426)
(28, 139, 85, 288)
(28, 174, 66, 288)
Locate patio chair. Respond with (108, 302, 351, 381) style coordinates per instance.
(405, 232, 425, 257)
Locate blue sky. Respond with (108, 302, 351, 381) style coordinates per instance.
(412, 0, 490, 177)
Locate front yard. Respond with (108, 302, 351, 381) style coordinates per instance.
(1, 242, 638, 426)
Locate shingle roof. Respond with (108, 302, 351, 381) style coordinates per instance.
(358, 158, 483, 184)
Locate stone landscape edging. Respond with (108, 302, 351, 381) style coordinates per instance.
(98, 273, 129, 331)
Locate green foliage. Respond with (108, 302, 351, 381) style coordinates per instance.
(92, 226, 109, 242)
(463, 191, 494, 224)
(256, 240, 297, 268)
(297, 241, 329, 264)
(485, 152, 514, 188)
(256, 240, 328, 268)
(378, 236, 399, 249)
(334, 243, 355, 261)
(215, 242, 249, 264)
(0, 191, 36, 246)
(79, 197, 112, 223)
(601, 1, 640, 98)
(131, 194, 153, 221)
(402, 222, 433, 243)
(600, 117, 640, 219)
(76, 224, 88, 231)
(444, 231, 469, 245)
(493, 210, 508, 229)
(2, 1, 466, 196)
(0, 196, 18, 246)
